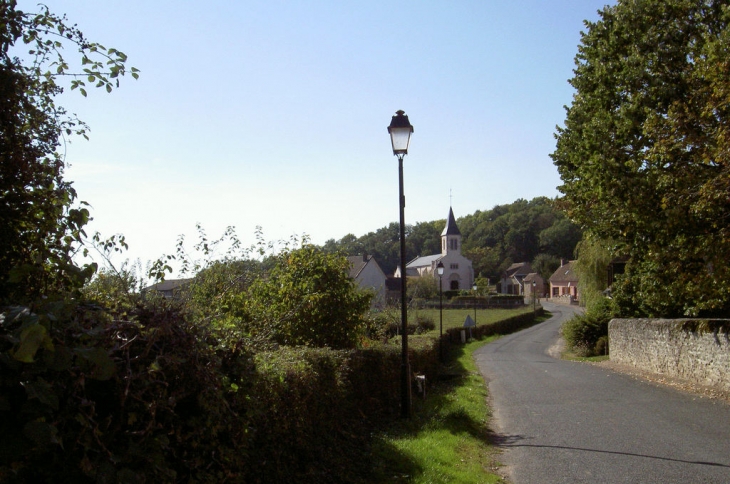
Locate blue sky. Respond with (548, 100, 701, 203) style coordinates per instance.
(17, 0, 614, 275)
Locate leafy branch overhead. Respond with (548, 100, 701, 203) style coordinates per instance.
(0, 0, 138, 304)
(7, 2, 139, 137)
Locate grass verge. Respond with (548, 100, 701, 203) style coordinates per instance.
(369, 337, 505, 483)
(370, 309, 552, 483)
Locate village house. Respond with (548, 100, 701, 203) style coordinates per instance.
(549, 260, 579, 304)
(143, 278, 192, 299)
(347, 254, 387, 307)
(523, 272, 546, 299)
(499, 262, 533, 295)
(394, 207, 474, 290)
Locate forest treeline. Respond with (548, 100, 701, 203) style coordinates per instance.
(322, 196, 582, 283)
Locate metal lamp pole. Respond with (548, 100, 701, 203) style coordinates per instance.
(437, 261, 444, 362)
(389, 110, 414, 418)
(532, 280, 537, 317)
(472, 283, 477, 326)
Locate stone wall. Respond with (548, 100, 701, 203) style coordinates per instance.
(609, 319, 730, 392)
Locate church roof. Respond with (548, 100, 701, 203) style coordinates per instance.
(406, 254, 442, 268)
(441, 207, 461, 236)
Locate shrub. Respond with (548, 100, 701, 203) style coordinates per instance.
(562, 297, 617, 356)
(415, 314, 436, 333)
(245, 245, 372, 348)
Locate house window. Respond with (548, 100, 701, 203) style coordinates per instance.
(450, 264, 459, 270)
(552, 287, 559, 296)
(450, 238, 458, 250)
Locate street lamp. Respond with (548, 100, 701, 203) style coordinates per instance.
(389, 110, 414, 418)
(532, 280, 537, 317)
(472, 283, 478, 326)
(437, 261, 444, 363)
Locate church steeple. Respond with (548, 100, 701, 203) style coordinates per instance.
(441, 207, 462, 255)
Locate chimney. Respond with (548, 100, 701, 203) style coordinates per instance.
(363, 253, 368, 263)
(560, 259, 565, 267)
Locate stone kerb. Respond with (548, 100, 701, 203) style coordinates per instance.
(609, 319, 730, 392)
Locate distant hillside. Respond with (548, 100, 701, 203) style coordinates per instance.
(321, 197, 581, 283)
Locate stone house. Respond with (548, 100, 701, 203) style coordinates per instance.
(394, 207, 474, 291)
(523, 272, 546, 299)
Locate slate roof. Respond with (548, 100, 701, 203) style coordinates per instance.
(523, 272, 542, 283)
(145, 278, 192, 292)
(441, 207, 461, 236)
(503, 262, 532, 278)
(549, 261, 578, 283)
(347, 255, 372, 278)
(406, 254, 442, 269)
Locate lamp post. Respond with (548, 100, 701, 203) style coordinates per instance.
(437, 261, 444, 363)
(532, 280, 537, 317)
(389, 110, 414, 418)
(472, 283, 478, 326)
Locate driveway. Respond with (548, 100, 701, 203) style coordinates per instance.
(474, 302, 730, 483)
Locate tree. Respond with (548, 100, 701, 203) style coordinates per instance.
(538, 218, 582, 260)
(531, 253, 561, 285)
(247, 246, 372, 348)
(0, 1, 137, 304)
(552, 0, 730, 316)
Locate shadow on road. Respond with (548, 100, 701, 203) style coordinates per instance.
(490, 432, 730, 469)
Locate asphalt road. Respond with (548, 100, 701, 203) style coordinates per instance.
(474, 302, 730, 484)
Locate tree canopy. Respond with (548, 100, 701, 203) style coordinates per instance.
(552, 0, 730, 316)
(323, 197, 581, 284)
(0, 0, 138, 304)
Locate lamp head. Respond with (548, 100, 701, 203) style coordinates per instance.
(388, 110, 414, 157)
(436, 261, 444, 276)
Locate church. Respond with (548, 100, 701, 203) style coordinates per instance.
(394, 207, 474, 290)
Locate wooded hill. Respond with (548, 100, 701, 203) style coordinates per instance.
(322, 196, 582, 283)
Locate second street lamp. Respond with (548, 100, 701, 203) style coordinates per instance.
(388, 110, 414, 419)
(437, 261, 444, 363)
(472, 283, 478, 326)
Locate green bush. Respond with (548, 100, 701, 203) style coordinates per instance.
(415, 314, 436, 333)
(562, 298, 617, 356)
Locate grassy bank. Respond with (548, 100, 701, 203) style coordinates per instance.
(369, 336, 505, 483)
(370, 308, 550, 483)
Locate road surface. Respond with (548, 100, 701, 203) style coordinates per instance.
(474, 302, 730, 483)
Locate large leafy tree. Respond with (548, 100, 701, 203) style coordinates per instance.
(552, 0, 730, 316)
(248, 246, 372, 348)
(0, 0, 137, 304)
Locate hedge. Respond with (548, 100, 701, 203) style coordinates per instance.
(0, 301, 439, 483)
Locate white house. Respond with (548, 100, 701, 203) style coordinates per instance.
(347, 254, 387, 307)
(394, 207, 474, 291)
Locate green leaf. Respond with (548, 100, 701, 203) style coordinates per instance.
(74, 347, 116, 380)
(12, 324, 49, 363)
